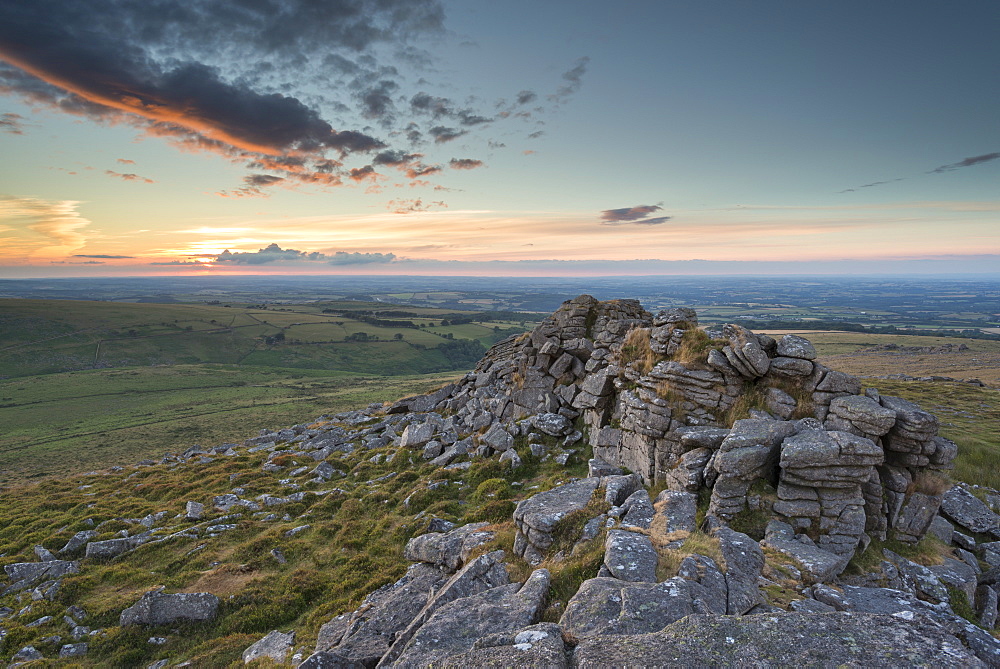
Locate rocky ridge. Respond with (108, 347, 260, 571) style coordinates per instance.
(1, 294, 998, 667)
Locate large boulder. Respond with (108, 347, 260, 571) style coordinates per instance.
(941, 486, 1000, 534)
(243, 630, 295, 664)
(571, 612, 984, 667)
(560, 577, 709, 637)
(604, 529, 658, 582)
(513, 478, 601, 563)
(403, 522, 495, 572)
(388, 569, 550, 667)
(119, 589, 219, 626)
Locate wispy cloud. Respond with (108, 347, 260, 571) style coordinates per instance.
(387, 198, 447, 214)
(929, 152, 1000, 173)
(549, 57, 590, 103)
(216, 174, 285, 198)
(0, 195, 91, 257)
(449, 158, 484, 170)
(599, 204, 672, 226)
(0, 111, 24, 134)
(840, 151, 1000, 192)
(105, 170, 154, 184)
(72, 254, 134, 259)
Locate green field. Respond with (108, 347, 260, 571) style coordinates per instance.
(0, 298, 527, 378)
(0, 364, 457, 485)
(0, 298, 529, 484)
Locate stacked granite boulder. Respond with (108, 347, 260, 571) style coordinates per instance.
(229, 294, 996, 667)
(383, 295, 957, 573)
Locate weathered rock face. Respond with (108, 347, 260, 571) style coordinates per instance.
(119, 589, 219, 626)
(571, 612, 985, 668)
(289, 295, 979, 668)
(400, 296, 955, 567)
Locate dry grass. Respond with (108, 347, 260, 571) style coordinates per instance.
(619, 327, 657, 374)
(652, 528, 726, 581)
(723, 381, 768, 425)
(183, 565, 262, 596)
(674, 329, 727, 368)
(910, 471, 952, 496)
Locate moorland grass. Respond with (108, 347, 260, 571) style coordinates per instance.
(0, 418, 595, 666)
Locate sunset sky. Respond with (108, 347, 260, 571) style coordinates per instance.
(1, 1, 998, 277)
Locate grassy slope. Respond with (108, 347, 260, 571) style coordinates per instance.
(0, 366, 457, 486)
(0, 423, 594, 667)
(0, 299, 523, 378)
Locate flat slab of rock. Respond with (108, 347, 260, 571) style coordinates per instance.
(604, 529, 658, 582)
(243, 629, 295, 664)
(716, 528, 764, 615)
(941, 485, 1000, 534)
(653, 490, 697, 536)
(403, 522, 494, 572)
(324, 562, 450, 666)
(514, 478, 600, 534)
(120, 590, 219, 626)
(572, 612, 984, 667)
(387, 569, 550, 668)
(560, 577, 708, 637)
(437, 622, 567, 668)
(762, 520, 848, 583)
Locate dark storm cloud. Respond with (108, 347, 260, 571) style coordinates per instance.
(0, 1, 595, 193)
(213, 243, 394, 265)
(929, 152, 1000, 173)
(0, 111, 24, 133)
(0, 0, 448, 189)
(358, 79, 400, 123)
(449, 158, 484, 170)
(600, 204, 672, 226)
(410, 92, 454, 118)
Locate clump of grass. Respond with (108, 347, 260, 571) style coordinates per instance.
(910, 471, 952, 496)
(673, 329, 727, 368)
(618, 327, 657, 374)
(654, 381, 687, 407)
(540, 534, 606, 622)
(846, 534, 950, 575)
(947, 586, 979, 625)
(724, 381, 769, 425)
(653, 529, 726, 581)
(549, 494, 611, 555)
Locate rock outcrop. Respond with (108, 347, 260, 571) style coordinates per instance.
(3, 294, 992, 667)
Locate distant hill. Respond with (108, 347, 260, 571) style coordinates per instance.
(0, 299, 533, 378)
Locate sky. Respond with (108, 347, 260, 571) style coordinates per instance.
(1, 0, 998, 278)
